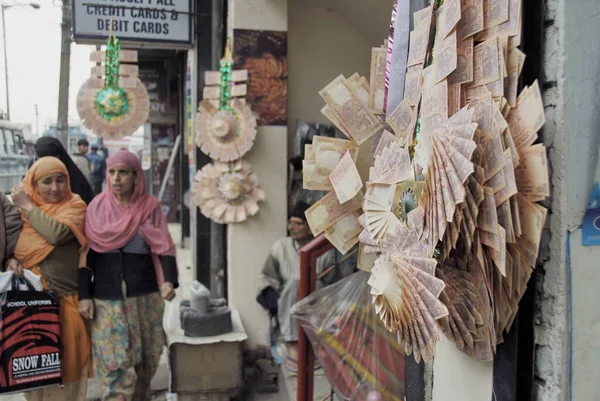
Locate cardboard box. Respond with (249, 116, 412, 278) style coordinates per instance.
(164, 305, 247, 394)
(170, 341, 243, 393)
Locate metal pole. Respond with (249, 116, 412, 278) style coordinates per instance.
(209, 0, 225, 298)
(57, 0, 72, 147)
(297, 235, 333, 401)
(94, 45, 104, 151)
(2, 6, 10, 120)
(157, 134, 181, 202)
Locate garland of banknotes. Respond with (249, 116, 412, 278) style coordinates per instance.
(192, 42, 265, 224)
(302, 0, 547, 362)
(76, 34, 149, 139)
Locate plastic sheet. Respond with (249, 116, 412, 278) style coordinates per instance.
(291, 271, 405, 401)
(190, 280, 211, 313)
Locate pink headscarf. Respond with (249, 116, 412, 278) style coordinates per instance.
(85, 150, 175, 285)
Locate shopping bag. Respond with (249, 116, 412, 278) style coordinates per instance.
(0, 276, 62, 394)
(291, 271, 405, 401)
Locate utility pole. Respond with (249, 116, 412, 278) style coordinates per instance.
(1, 5, 9, 121)
(95, 44, 103, 151)
(57, 0, 72, 147)
(34, 104, 39, 136)
(210, 0, 225, 298)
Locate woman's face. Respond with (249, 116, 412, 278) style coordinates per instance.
(109, 167, 136, 198)
(35, 173, 68, 203)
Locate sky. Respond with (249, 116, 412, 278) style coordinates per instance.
(1, 0, 93, 136)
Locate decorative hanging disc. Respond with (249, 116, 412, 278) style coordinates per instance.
(195, 99, 257, 162)
(77, 78, 149, 139)
(76, 35, 149, 139)
(192, 160, 265, 224)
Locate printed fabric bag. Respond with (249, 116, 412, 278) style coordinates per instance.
(0, 276, 62, 394)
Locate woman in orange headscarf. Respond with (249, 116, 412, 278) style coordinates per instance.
(6, 156, 92, 401)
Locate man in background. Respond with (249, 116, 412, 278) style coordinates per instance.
(257, 201, 340, 372)
(71, 138, 92, 185)
(87, 144, 106, 195)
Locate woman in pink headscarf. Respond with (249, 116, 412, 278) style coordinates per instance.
(79, 150, 178, 401)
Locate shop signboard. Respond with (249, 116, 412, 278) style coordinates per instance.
(72, 0, 193, 49)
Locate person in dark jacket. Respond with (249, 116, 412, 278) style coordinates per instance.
(80, 150, 178, 401)
(32, 137, 95, 204)
(87, 144, 106, 196)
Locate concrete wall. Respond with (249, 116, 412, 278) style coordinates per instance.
(570, 229, 600, 401)
(537, 0, 600, 400)
(227, 0, 288, 346)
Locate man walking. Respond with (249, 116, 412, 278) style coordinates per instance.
(71, 138, 92, 185)
(87, 144, 106, 195)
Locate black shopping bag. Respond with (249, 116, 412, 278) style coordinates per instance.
(0, 276, 62, 394)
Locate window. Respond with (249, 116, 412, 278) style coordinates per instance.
(13, 131, 24, 155)
(4, 130, 15, 154)
(0, 129, 6, 154)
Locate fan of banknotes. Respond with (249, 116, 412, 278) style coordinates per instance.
(368, 221, 448, 362)
(436, 252, 495, 360)
(77, 37, 149, 139)
(192, 160, 265, 224)
(195, 99, 257, 162)
(301, 0, 548, 362)
(363, 184, 398, 244)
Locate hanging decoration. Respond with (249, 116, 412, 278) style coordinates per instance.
(195, 99, 257, 162)
(192, 40, 264, 224)
(192, 160, 265, 224)
(77, 34, 149, 139)
(301, 0, 548, 363)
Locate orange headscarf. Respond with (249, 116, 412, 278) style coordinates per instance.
(14, 156, 87, 269)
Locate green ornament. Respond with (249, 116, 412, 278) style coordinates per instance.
(219, 58, 233, 111)
(95, 87, 129, 120)
(95, 35, 130, 122)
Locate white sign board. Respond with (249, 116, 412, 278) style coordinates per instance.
(73, 0, 193, 48)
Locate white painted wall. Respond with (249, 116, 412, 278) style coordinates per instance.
(432, 335, 494, 401)
(287, 3, 373, 142)
(227, 128, 288, 347)
(227, 0, 288, 347)
(296, 0, 393, 45)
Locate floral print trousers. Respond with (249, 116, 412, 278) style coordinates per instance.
(92, 292, 165, 401)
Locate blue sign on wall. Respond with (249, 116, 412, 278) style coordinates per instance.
(583, 181, 600, 246)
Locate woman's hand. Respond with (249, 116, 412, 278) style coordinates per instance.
(5, 258, 24, 278)
(160, 282, 176, 301)
(78, 299, 94, 320)
(11, 186, 34, 214)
